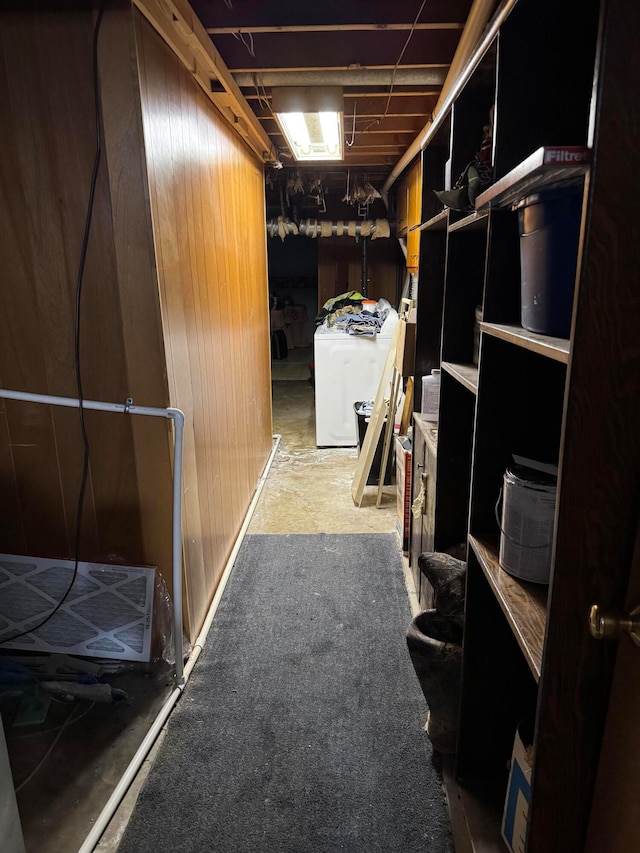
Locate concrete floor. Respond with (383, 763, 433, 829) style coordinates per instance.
(3, 364, 411, 852)
(4, 661, 174, 853)
(249, 373, 399, 535)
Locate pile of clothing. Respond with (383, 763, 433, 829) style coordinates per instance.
(315, 291, 391, 337)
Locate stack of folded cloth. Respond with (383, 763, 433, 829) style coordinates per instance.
(332, 304, 388, 337)
(343, 313, 381, 336)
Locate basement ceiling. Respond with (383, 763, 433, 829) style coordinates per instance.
(188, 0, 475, 207)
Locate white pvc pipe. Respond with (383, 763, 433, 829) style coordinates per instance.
(0, 388, 185, 684)
(76, 432, 282, 853)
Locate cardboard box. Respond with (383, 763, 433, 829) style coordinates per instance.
(501, 721, 534, 853)
(395, 435, 412, 553)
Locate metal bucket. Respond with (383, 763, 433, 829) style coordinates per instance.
(498, 464, 557, 584)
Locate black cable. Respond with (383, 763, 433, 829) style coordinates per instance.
(355, 0, 428, 139)
(1, 0, 109, 646)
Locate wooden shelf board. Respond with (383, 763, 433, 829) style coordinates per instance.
(480, 322, 570, 363)
(441, 361, 479, 394)
(469, 536, 547, 681)
(448, 211, 489, 233)
(413, 413, 438, 456)
(417, 209, 449, 231)
(475, 146, 589, 210)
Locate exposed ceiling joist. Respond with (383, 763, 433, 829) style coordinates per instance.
(206, 23, 465, 34)
(184, 0, 484, 207)
(252, 99, 437, 118)
(263, 114, 424, 127)
(233, 69, 448, 87)
(344, 90, 441, 98)
(245, 90, 441, 102)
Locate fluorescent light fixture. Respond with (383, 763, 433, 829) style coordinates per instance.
(272, 87, 343, 161)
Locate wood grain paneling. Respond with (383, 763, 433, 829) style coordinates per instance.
(0, 5, 140, 564)
(135, 12, 272, 636)
(99, 3, 175, 589)
(0, 3, 272, 642)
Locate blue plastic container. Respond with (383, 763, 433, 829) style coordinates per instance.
(516, 185, 582, 338)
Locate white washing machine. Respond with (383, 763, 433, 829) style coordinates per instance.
(314, 310, 398, 446)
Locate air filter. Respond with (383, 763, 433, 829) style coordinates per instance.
(0, 554, 156, 662)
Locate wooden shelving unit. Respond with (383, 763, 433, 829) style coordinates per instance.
(403, 0, 640, 849)
(441, 362, 479, 395)
(410, 414, 438, 607)
(414, 414, 438, 456)
(475, 145, 589, 211)
(469, 536, 547, 680)
(480, 322, 570, 363)
(416, 209, 448, 231)
(448, 210, 489, 233)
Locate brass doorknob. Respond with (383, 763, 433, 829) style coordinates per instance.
(589, 604, 640, 646)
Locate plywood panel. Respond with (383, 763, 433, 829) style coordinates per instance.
(99, 3, 175, 590)
(135, 13, 273, 636)
(135, 20, 209, 625)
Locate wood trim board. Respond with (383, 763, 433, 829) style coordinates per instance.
(351, 319, 406, 505)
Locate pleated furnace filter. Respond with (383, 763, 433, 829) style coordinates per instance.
(0, 554, 156, 662)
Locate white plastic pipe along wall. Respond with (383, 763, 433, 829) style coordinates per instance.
(0, 388, 185, 684)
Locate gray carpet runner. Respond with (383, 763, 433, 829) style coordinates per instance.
(117, 533, 454, 852)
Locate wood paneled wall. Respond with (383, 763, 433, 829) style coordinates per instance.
(134, 13, 272, 635)
(0, 4, 171, 577)
(0, 2, 272, 641)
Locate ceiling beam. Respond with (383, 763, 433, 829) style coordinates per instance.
(245, 90, 441, 99)
(267, 128, 419, 137)
(133, 0, 272, 160)
(253, 95, 436, 119)
(233, 68, 448, 87)
(345, 90, 441, 98)
(260, 116, 427, 127)
(206, 23, 464, 34)
(256, 110, 432, 120)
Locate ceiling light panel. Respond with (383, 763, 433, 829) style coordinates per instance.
(272, 87, 344, 161)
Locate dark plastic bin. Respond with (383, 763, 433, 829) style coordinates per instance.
(406, 610, 462, 754)
(354, 402, 393, 486)
(516, 185, 583, 338)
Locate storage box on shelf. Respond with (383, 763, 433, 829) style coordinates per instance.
(502, 719, 535, 853)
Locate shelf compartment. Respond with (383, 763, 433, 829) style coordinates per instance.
(442, 758, 507, 853)
(469, 536, 547, 680)
(415, 209, 448, 232)
(480, 322, 570, 363)
(434, 373, 475, 552)
(475, 146, 589, 211)
(441, 361, 478, 395)
(441, 228, 486, 365)
(448, 210, 489, 233)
